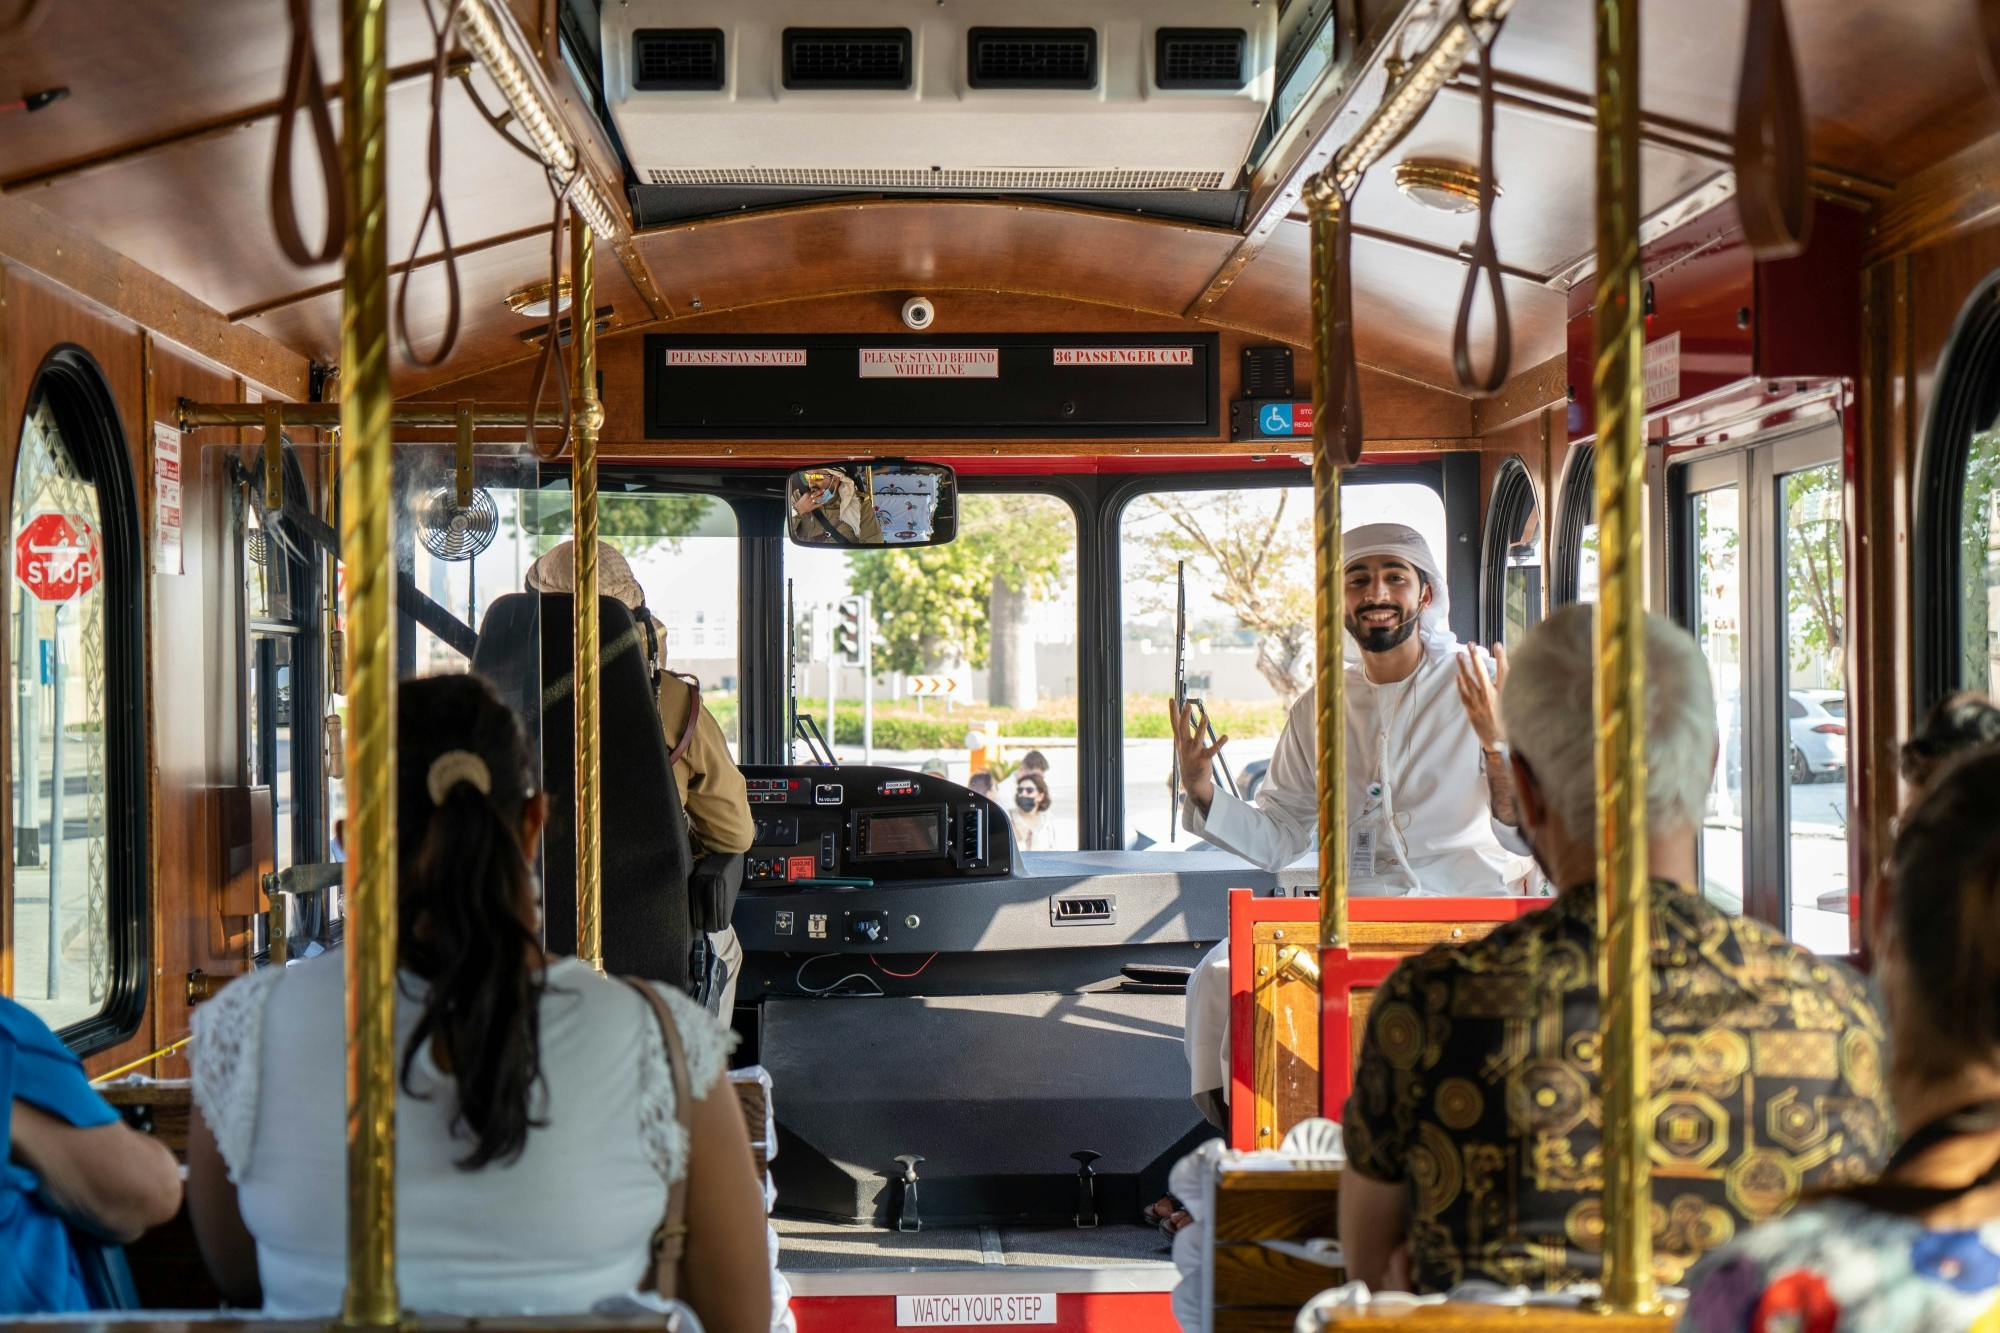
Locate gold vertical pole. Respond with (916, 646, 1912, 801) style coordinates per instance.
(570, 213, 604, 972)
(337, 0, 398, 1324)
(1305, 175, 1348, 956)
(1592, 0, 1654, 1312)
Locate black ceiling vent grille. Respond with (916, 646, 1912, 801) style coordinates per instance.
(784, 28, 912, 89)
(969, 28, 1097, 90)
(1157, 28, 1247, 90)
(633, 29, 724, 92)
(1242, 345, 1295, 399)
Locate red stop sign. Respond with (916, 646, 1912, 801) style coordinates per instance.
(15, 512, 101, 604)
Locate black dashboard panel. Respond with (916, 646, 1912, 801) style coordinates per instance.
(739, 765, 1012, 889)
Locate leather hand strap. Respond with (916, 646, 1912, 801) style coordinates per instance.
(1452, 4, 1513, 397)
(272, 0, 346, 268)
(621, 977, 697, 1301)
(395, 0, 467, 368)
(1734, 0, 1813, 259)
(664, 672, 703, 769)
(1979, 0, 2000, 99)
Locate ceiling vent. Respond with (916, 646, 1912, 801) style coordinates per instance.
(969, 28, 1097, 90)
(632, 29, 723, 92)
(1158, 29, 1247, 90)
(784, 28, 912, 90)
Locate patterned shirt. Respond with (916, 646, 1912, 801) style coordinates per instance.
(1679, 1200, 2000, 1332)
(1342, 880, 1892, 1293)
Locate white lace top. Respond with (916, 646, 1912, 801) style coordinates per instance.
(190, 954, 733, 1317)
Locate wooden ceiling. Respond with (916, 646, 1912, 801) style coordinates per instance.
(0, 0, 1993, 405)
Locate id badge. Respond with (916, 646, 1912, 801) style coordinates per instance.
(1352, 822, 1377, 878)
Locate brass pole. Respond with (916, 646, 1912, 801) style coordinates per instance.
(1591, 0, 1654, 1312)
(179, 400, 537, 430)
(337, 0, 398, 1323)
(570, 211, 605, 973)
(1305, 176, 1349, 957)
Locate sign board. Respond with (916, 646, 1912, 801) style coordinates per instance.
(1053, 346, 1194, 366)
(894, 1293, 1057, 1326)
(153, 421, 184, 575)
(859, 348, 999, 379)
(906, 675, 960, 698)
(16, 512, 101, 603)
(645, 334, 1218, 439)
(1643, 332, 1682, 410)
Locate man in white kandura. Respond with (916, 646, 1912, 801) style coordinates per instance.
(1169, 522, 1532, 1129)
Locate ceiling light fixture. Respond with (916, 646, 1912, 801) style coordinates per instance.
(505, 279, 572, 318)
(1392, 158, 1492, 213)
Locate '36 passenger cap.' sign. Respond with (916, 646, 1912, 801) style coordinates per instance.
(16, 512, 101, 603)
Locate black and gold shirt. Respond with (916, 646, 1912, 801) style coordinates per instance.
(1342, 880, 1891, 1293)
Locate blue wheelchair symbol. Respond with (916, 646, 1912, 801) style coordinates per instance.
(1258, 403, 1293, 436)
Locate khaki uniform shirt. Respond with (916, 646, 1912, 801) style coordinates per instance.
(655, 672, 754, 857)
(1343, 879, 1891, 1292)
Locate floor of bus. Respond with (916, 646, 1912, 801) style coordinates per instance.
(775, 1218, 1172, 1270)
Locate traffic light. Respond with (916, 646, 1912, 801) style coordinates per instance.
(834, 595, 865, 666)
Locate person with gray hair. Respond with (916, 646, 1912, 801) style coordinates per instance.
(1337, 605, 1890, 1295)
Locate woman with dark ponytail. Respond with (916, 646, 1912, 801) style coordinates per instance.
(185, 674, 773, 1329)
(1681, 744, 2000, 1332)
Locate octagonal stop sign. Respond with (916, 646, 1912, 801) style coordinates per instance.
(15, 512, 101, 604)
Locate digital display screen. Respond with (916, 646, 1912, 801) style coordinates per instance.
(864, 811, 942, 857)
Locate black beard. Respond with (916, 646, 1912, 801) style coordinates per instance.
(1345, 611, 1419, 654)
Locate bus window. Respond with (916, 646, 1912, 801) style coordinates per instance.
(1689, 482, 1744, 915)
(1118, 478, 1446, 856)
(9, 366, 142, 1042)
(243, 450, 324, 880)
(607, 495, 743, 755)
(1481, 457, 1543, 648)
(1555, 445, 1598, 606)
(1782, 461, 1849, 954)
(785, 491, 1080, 851)
(1965, 427, 2000, 700)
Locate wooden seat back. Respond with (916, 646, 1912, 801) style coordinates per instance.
(1207, 1164, 1344, 1333)
(1227, 892, 1548, 1150)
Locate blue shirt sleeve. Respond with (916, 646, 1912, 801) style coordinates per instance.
(2, 998, 119, 1135)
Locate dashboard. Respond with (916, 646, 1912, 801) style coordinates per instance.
(740, 765, 1013, 890)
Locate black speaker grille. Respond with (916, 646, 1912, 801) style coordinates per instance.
(1157, 28, 1247, 90)
(1242, 345, 1295, 399)
(969, 28, 1097, 89)
(633, 29, 724, 92)
(785, 29, 912, 89)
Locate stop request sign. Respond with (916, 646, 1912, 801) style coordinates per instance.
(15, 512, 101, 604)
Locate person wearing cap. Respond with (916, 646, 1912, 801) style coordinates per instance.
(1169, 523, 1532, 1127)
(524, 540, 755, 1012)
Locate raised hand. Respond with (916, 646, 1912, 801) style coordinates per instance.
(1454, 642, 1508, 752)
(1170, 698, 1229, 816)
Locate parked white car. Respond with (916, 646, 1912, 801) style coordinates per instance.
(1788, 689, 1846, 783)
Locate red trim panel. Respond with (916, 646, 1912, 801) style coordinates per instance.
(791, 1291, 1174, 1332)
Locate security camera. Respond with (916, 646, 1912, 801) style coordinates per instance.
(901, 296, 936, 331)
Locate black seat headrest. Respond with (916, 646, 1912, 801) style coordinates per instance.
(472, 591, 695, 987)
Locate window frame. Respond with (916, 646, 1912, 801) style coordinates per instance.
(1667, 421, 1847, 944)
(239, 445, 325, 873)
(1552, 443, 1596, 607)
(1915, 273, 2000, 713)
(1480, 455, 1541, 645)
(11, 347, 150, 1054)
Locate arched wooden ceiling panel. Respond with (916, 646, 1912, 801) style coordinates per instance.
(0, 0, 447, 182)
(13, 69, 554, 322)
(1205, 220, 1568, 390)
(1351, 92, 1726, 278)
(246, 229, 647, 396)
(627, 200, 1244, 322)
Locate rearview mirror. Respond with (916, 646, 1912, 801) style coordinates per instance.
(786, 461, 957, 549)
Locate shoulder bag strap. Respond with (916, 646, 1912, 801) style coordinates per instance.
(621, 976, 698, 1300)
(664, 671, 704, 767)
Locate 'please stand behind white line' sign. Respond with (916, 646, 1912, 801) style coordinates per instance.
(894, 1292, 1058, 1326)
(859, 348, 1000, 379)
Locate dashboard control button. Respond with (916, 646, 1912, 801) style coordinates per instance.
(774, 910, 795, 936)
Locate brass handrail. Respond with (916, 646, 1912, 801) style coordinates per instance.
(571, 213, 605, 973)
(1305, 174, 1349, 959)
(177, 399, 537, 431)
(337, 0, 399, 1323)
(1592, 0, 1656, 1313)
(89, 1035, 192, 1085)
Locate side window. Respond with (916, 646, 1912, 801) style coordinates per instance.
(1554, 444, 1598, 606)
(785, 492, 1080, 851)
(1785, 695, 1806, 719)
(1481, 456, 1543, 648)
(1958, 426, 2000, 701)
(1919, 274, 2000, 707)
(8, 356, 146, 1047)
(1116, 477, 1447, 857)
(241, 450, 323, 877)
